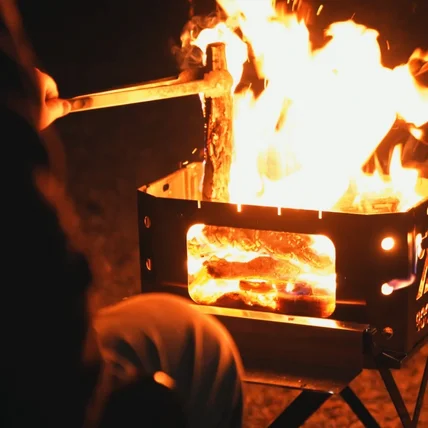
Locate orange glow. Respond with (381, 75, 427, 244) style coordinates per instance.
(381, 283, 394, 296)
(381, 237, 395, 251)
(153, 371, 175, 389)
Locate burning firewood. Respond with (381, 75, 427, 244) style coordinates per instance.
(211, 292, 334, 318)
(187, 223, 335, 318)
(203, 256, 301, 281)
(188, 225, 333, 269)
(191, 256, 332, 296)
(202, 43, 234, 202)
(190, 259, 335, 318)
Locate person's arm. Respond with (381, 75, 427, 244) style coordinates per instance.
(30, 67, 71, 130)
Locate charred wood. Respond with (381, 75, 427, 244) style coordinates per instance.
(202, 43, 234, 202)
(188, 226, 332, 269)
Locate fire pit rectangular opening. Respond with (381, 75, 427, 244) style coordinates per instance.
(187, 223, 337, 318)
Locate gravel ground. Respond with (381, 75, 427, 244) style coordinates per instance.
(20, 0, 427, 425)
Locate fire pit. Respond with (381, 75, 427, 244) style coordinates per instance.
(139, 161, 427, 352)
(137, 1, 427, 426)
(138, 163, 427, 426)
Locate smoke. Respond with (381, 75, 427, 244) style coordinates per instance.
(172, 14, 221, 71)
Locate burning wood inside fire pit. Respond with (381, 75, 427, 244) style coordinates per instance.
(187, 224, 336, 317)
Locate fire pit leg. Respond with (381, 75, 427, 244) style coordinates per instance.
(413, 357, 428, 426)
(268, 390, 332, 428)
(377, 365, 412, 426)
(376, 355, 428, 428)
(339, 386, 381, 427)
(262, 352, 428, 428)
(267, 386, 382, 428)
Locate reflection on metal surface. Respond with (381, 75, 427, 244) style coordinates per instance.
(416, 257, 428, 300)
(194, 304, 366, 331)
(142, 163, 203, 200)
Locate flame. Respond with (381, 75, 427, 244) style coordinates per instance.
(187, 0, 427, 212)
(187, 224, 337, 316)
(182, 0, 428, 315)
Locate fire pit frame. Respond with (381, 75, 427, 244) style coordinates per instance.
(137, 162, 428, 427)
(265, 336, 428, 427)
(195, 306, 428, 427)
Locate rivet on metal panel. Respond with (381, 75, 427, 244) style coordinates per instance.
(146, 258, 152, 271)
(381, 283, 394, 295)
(382, 327, 394, 340)
(381, 236, 395, 251)
(143, 216, 151, 228)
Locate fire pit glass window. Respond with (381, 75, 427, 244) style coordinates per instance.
(187, 223, 336, 318)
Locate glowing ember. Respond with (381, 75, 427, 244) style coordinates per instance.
(187, 224, 336, 317)
(182, 0, 428, 314)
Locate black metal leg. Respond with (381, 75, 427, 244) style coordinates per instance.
(377, 365, 413, 427)
(340, 386, 381, 428)
(412, 356, 428, 427)
(268, 390, 331, 428)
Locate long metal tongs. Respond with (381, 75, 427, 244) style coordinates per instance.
(68, 67, 232, 113)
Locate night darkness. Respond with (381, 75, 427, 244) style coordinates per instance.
(17, 0, 428, 95)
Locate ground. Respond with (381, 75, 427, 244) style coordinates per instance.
(20, 0, 428, 425)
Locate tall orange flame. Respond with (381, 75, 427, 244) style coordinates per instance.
(189, 0, 428, 213)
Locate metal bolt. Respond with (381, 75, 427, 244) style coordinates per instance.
(146, 258, 152, 271)
(144, 216, 151, 228)
(382, 327, 394, 340)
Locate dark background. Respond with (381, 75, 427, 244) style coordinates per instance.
(14, 1, 428, 425)
(18, 0, 428, 92)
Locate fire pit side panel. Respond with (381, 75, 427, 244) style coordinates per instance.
(137, 185, 427, 354)
(138, 191, 192, 297)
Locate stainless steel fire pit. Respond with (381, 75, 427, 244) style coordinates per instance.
(137, 162, 428, 427)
